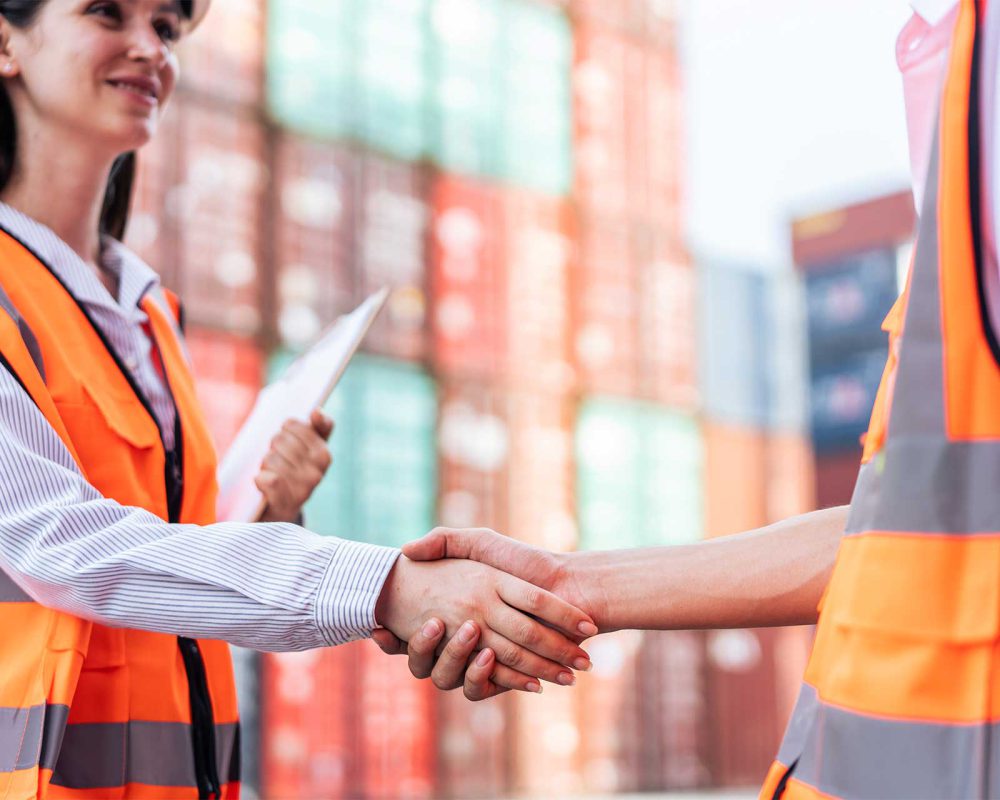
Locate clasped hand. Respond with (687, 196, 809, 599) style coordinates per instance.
(373, 528, 606, 701)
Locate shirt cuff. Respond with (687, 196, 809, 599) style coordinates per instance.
(314, 538, 400, 646)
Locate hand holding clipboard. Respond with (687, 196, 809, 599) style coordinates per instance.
(216, 289, 389, 523)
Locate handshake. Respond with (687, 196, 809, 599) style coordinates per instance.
(370, 527, 606, 702)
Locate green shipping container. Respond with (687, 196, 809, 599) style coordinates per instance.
(266, 0, 355, 140)
(577, 398, 703, 551)
(268, 352, 438, 547)
(356, 0, 432, 161)
(429, 0, 503, 176)
(497, 0, 573, 195)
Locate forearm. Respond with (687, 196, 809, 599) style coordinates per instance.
(573, 505, 848, 631)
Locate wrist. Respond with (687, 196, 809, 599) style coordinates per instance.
(374, 555, 414, 636)
(564, 550, 616, 633)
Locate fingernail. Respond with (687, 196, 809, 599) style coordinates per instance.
(557, 671, 575, 686)
(458, 622, 477, 644)
(476, 649, 492, 667)
(578, 621, 598, 637)
(573, 657, 592, 672)
(421, 620, 441, 639)
(525, 681, 542, 694)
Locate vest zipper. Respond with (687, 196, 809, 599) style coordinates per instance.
(178, 636, 222, 799)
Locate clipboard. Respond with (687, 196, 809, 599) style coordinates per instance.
(216, 288, 390, 523)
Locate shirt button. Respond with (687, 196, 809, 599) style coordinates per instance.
(124, 355, 139, 371)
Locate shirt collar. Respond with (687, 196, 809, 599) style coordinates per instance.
(0, 201, 160, 321)
(910, 0, 958, 25)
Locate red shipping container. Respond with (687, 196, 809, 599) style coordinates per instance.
(577, 630, 644, 794)
(506, 389, 577, 552)
(173, 98, 267, 334)
(637, 630, 711, 791)
(705, 628, 787, 787)
(502, 188, 576, 393)
(814, 449, 862, 509)
(128, 103, 181, 289)
(635, 228, 697, 408)
(573, 217, 640, 396)
(185, 328, 263, 456)
(430, 175, 505, 379)
(358, 642, 437, 799)
(573, 28, 639, 218)
(273, 134, 356, 348)
(178, 0, 264, 107)
(357, 154, 430, 361)
(261, 644, 364, 800)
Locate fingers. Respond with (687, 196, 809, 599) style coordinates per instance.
(272, 419, 333, 474)
(479, 628, 578, 687)
(463, 649, 510, 701)
(371, 628, 405, 655)
(310, 409, 335, 440)
(402, 526, 494, 561)
(405, 618, 447, 680)
(499, 575, 598, 640)
(426, 621, 479, 690)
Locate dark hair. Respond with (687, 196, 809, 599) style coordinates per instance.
(0, 0, 195, 241)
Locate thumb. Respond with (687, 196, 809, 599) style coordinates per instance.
(403, 528, 472, 561)
(371, 628, 405, 655)
(310, 409, 335, 441)
(403, 527, 539, 574)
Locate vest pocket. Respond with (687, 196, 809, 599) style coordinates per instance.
(57, 381, 159, 451)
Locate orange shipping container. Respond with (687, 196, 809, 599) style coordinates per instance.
(511, 689, 582, 797)
(703, 421, 768, 539)
(174, 98, 267, 334)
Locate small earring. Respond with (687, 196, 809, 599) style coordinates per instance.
(2, 63, 13, 75)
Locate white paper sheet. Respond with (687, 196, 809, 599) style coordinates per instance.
(216, 289, 389, 522)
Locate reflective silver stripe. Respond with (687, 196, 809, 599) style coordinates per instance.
(0, 704, 69, 773)
(889, 136, 946, 439)
(789, 697, 991, 799)
(51, 721, 239, 789)
(0, 570, 31, 602)
(0, 281, 45, 382)
(846, 437, 1000, 534)
(775, 683, 819, 767)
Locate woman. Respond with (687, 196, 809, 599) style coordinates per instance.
(0, 1, 597, 797)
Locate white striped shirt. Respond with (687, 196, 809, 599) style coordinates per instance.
(0, 203, 400, 651)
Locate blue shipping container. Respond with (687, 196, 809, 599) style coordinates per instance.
(809, 347, 886, 454)
(805, 248, 899, 361)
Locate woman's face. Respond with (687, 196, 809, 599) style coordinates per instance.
(4, 0, 183, 155)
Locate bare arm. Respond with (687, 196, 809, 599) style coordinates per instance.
(570, 504, 848, 631)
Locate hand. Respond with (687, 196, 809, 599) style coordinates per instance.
(404, 527, 608, 629)
(374, 528, 608, 697)
(256, 410, 334, 523)
(373, 555, 596, 691)
(372, 618, 510, 701)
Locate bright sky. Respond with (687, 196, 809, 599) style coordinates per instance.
(680, 1, 915, 270)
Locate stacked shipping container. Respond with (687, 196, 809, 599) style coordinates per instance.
(125, 0, 827, 796)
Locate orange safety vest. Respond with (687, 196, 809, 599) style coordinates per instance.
(0, 227, 240, 800)
(761, 0, 1000, 797)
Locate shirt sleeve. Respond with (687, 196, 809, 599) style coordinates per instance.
(0, 366, 399, 652)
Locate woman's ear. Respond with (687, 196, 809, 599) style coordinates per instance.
(0, 21, 19, 78)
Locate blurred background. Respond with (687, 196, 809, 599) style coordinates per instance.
(127, 0, 918, 797)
